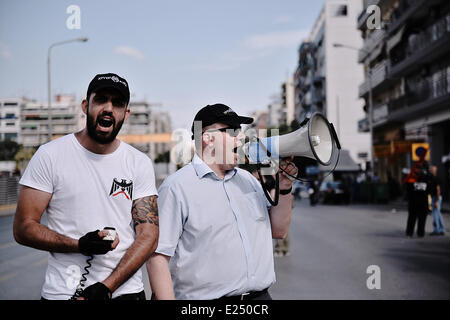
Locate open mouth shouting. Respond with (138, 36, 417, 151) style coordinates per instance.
(97, 115, 115, 133)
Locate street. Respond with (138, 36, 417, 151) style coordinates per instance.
(0, 200, 449, 300)
(271, 199, 450, 299)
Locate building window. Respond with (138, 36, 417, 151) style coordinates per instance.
(5, 133, 17, 140)
(330, 4, 347, 17)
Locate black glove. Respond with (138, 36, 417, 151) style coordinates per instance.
(78, 230, 113, 256)
(80, 282, 112, 300)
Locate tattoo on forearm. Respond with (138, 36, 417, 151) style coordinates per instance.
(132, 195, 159, 228)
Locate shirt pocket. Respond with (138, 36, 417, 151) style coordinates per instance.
(244, 191, 268, 221)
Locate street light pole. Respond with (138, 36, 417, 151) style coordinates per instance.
(47, 37, 88, 142)
(333, 43, 375, 178)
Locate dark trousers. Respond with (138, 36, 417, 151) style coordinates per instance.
(406, 206, 428, 237)
(41, 290, 146, 300)
(151, 290, 272, 300)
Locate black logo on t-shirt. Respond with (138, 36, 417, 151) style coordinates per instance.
(109, 178, 133, 200)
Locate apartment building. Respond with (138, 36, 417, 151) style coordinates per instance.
(357, 0, 450, 200)
(0, 98, 23, 143)
(294, 0, 370, 169)
(118, 101, 172, 161)
(19, 94, 84, 148)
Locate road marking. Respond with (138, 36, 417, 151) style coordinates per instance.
(0, 241, 18, 250)
(0, 271, 18, 283)
(31, 257, 48, 267)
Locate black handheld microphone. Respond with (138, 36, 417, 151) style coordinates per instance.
(70, 227, 116, 300)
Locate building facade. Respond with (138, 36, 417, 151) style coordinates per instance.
(0, 98, 23, 143)
(357, 0, 450, 201)
(20, 94, 84, 148)
(294, 0, 370, 169)
(281, 75, 296, 126)
(118, 102, 172, 161)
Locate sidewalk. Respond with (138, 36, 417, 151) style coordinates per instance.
(0, 203, 16, 217)
(350, 200, 450, 234)
(357, 198, 450, 213)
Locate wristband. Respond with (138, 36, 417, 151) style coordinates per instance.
(279, 187, 292, 195)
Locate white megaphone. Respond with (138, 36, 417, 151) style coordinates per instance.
(244, 112, 340, 166)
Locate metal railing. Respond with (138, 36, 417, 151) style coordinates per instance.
(0, 176, 20, 205)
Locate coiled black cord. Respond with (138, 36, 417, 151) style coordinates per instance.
(70, 255, 94, 300)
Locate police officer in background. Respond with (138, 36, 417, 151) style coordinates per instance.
(405, 162, 432, 238)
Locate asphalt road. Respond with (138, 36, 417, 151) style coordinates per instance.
(270, 199, 450, 299)
(0, 200, 449, 300)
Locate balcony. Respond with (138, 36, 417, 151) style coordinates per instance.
(373, 103, 388, 125)
(358, 29, 386, 62)
(387, 0, 428, 36)
(389, 14, 450, 78)
(359, 60, 389, 97)
(312, 90, 325, 104)
(388, 75, 450, 122)
(301, 92, 312, 107)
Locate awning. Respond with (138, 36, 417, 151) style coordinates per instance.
(387, 26, 405, 52)
(369, 43, 384, 61)
(320, 149, 360, 172)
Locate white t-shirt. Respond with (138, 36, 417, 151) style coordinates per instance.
(19, 133, 158, 300)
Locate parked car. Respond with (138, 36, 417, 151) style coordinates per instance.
(318, 180, 351, 204)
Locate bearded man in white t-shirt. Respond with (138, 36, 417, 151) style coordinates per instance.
(13, 73, 159, 300)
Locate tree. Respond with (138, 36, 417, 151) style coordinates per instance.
(14, 147, 36, 172)
(154, 150, 170, 163)
(0, 139, 21, 161)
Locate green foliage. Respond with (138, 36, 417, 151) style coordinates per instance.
(155, 150, 170, 163)
(0, 139, 21, 161)
(14, 147, 36, 163)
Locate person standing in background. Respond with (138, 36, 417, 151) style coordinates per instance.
(429, 165, 445, 236)
(405, 163, 431, 238)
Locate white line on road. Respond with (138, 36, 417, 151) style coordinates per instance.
(0, 271, 17, 283)
(0, 241, 18, 250)
(31, 257, 48, 267)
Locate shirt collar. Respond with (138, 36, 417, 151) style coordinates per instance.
(192, 153, 237, 181)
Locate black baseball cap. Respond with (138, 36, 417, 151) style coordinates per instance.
(86, 73, 130, 105)
(191, 104, 253, 135)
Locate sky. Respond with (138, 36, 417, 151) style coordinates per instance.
(0, 0, 325, 130)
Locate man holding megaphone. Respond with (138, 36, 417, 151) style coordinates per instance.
(147, 103, 298, 300)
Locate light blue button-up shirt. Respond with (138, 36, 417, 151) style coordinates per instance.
(155, 153, 275, 300)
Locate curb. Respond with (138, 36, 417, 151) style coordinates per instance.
(0, 203, 16, 217)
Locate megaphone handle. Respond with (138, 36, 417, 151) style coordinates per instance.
(257, 169, 279, 207)
(328, 122, 341, 150)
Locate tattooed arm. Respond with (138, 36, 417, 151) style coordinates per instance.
(102, 195, 159, 293)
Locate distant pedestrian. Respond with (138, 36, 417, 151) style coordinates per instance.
(429, 166, 445, 236)
(405, 163, 431, 238)
(309, 180, 319, 206)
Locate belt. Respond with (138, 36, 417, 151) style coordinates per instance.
(218, 288, 269, 301)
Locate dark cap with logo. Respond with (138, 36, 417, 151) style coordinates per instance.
(86, 73, 130, 104)
(191, 103, 253, 135)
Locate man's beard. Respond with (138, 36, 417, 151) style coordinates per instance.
(86, 107, 125, 144)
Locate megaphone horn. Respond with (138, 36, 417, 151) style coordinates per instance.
(244, 112, 340, 166)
